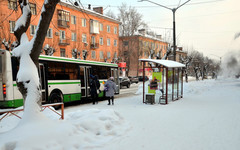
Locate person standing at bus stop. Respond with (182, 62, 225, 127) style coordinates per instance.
(104, 77, 116, 105)
(89, 75, 98, 105)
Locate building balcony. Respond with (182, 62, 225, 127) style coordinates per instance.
(58, 20, 69, 28)
(90, 43, 99, 49)
(59, 39, 70, 46)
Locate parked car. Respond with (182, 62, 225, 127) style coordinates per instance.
(119, 77, 131, 89)
(128, 76, 139, 84)
(138, 76, 149, 81)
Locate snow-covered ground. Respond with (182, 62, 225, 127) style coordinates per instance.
(1, 78, 240, 150)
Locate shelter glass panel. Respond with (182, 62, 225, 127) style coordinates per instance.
(167, 68, 173, 102)
(173, 69, 178, 100)
(179, 69, 182, 97)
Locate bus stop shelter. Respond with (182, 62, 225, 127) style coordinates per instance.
(139, 59, 185, 104)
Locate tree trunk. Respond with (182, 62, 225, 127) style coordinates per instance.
(13, 0, 59, 113)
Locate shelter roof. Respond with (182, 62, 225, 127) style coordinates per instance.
(139, 59, 185, 68)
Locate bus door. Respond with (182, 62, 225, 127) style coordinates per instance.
(39, 63, 48, 103)
(79, 66, 91, 98)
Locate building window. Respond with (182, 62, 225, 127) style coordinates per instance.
(8, 0, 17, 10)
(100, 51, 104, 59)
(58, 10, 70, 21)
(114, 52, 117, 58)
(72, 32, 76, 41)
(60, 48, 66, 57)
(46, 28, 52, 38)
(151, 42, 155, 49)
(90, 19, 99, 34)
(100, 37, 103, 45)
(71, 15, 76, 24)
(107, 38, 110, 46)
(30, 3, 36, 15)
(9, 21, 15, 33)
(146, 42, 149, 47)
(91, 36, 95, 45)
(82, 18, 86, 27)
(91, 51, 96, 59)
(30, 25, 37, 35)
(114, 40, 117, 47)
(60, 30, 65, 40)
(107, 52, 111, 59)
(58, 10, 70, 27)
(107, 25, 110, 32)
(114, 27, 117, 34)
(99, 23, 103, 31)
(82, 34, 87, 43)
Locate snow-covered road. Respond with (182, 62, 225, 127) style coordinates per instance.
(1, 78, 240, 150)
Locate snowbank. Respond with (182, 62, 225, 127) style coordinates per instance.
(0, 108, 129, 150)
(1, 78, 240, 150)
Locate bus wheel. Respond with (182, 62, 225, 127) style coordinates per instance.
(49, 92, 63, 109)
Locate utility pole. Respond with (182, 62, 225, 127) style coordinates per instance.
(139, 0, 191, 61)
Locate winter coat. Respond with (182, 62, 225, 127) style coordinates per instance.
(89, 78, 98, 96)
(104, 80, 116, 97)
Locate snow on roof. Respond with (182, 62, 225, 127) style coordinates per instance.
(134, 32, 165, 42)
(139, 59, 185, 68)
(59, 1, 121, 24)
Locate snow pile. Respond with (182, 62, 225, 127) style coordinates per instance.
(0, 108, 129, 150)
(1, 78, 240, 150)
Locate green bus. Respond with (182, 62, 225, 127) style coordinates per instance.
(0, 49, 119, 108)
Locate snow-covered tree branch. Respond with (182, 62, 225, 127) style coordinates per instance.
(11, 0, 59, 118)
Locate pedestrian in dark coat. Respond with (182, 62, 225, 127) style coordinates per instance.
(94, 75, 101, 104)
(104, 77, 117, 105)
(89, 75, 98, 104)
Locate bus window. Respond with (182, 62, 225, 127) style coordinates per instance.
(79, 67, 85, 87)
(11, 57, 19, 81)
(48, 62, 79, 80)
(92, 66, 111, 79)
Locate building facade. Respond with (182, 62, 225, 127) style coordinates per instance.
(0, 0, 120, 62)
(176, 47, 187, 62)
(119, 30, 169, 77)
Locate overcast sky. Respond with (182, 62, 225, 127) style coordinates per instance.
(76, 0, 240, 61)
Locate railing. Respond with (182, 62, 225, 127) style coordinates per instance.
(58, 20, 69, 28)
(0, 103, 64, 121)
(59, 39, 70, 46)
(90, 43, 99, 49)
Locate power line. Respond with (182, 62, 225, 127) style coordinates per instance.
(0, 5, 19, 26)
(31, 0, 43, 23)
(80, 0, 225, 8)
(149, 26, 173, 30)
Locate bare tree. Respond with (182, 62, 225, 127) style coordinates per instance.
(161, 47, 172, 60)
(117, 3, 146, 36)
(105, 10, 117, 19)
(180, 56, 192, 82)
(12, 0, 59, 117)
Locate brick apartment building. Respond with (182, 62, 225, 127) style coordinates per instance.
(176, 47, 187, 62)
(0, 0, 121, 62)
(119, 29, 169, 77)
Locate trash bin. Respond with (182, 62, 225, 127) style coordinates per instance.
(145, 93, 155, 104)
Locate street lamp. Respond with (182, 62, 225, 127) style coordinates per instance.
(138, 0, 191, 61)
